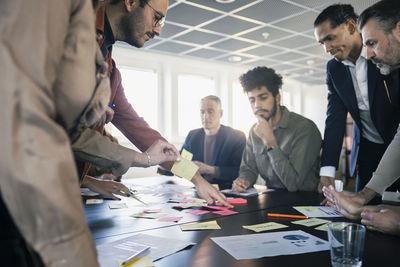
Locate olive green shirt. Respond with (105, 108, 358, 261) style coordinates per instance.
(239, 106, 321, 192)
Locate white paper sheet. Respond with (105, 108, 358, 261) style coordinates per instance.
(293, 206, 344, 218)
(211, 230, 329, 260)
(97, 233, 195, 267)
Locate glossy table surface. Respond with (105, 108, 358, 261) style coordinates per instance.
(84, 176, 400, 266)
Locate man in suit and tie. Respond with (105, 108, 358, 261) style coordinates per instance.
(314, 4, 400, 196)
(181, 95, 246, 190)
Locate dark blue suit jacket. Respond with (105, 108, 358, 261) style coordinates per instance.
(322, 59, 400, 176)
(181, 125, 246, 189)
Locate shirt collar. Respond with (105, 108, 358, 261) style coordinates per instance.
(342, 46, 366, 67)
(100, 12, 115, 58)
(274, 106, 289, 129)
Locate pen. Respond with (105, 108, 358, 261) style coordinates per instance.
(383, 80, 392, 104)
(121, 190, 148, 206)
(109, 104, 115, 108)
(120, 246, 150, 266)
(267, 213, 307, 219)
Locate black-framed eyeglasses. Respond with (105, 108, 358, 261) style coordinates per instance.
(146, 1, 165, 28)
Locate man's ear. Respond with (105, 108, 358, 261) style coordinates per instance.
(123, 0, 138, 12)
(219, 109, 223, 118)
(275, 93, 281, 105)
(393, 21, 400, 42)
(346, 19, 358, 35)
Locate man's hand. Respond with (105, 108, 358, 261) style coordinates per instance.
(318, 176, 335, 205)
(83, 176, 131, 200)
(143, 140, 181, 166)
(253, 115, 278, 149)
(361, 205, 400, 236)
(93, 106, 114, 128)
(322, 185, 364, 220)
(232, 178, 250, 193)
(191, 172, 232, 207)
(193, 161, 215, 175)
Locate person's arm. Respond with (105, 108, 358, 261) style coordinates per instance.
(365, 125, 400, 195)
(111, 68, 174, 170)
(361, 205, 400, 236)
(267, 121, 322, 192)
(236, 129, 259, 187)
(82, 176, 131, 200)
(72, 129, 179, 177)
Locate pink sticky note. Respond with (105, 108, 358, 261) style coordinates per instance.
(213, 210, 238, 216)
(179, 199, 195, 203)
(227, 198, 247, 205)
(202, 205, 229, 211)
(158, 216, 183, 222)
(143, 209, 162, 213)
(186, 210, 210, 215)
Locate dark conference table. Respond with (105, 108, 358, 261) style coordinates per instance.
(84, 176, 400, 266)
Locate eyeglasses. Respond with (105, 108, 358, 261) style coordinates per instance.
(146, 1, 165, 28)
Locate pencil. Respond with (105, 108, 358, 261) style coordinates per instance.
(267, 213, 307, 219)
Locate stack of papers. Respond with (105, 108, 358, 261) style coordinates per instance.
(293, 206, 343, 218)
(97, 233, 195, 267)
(211, 230, 329, 260)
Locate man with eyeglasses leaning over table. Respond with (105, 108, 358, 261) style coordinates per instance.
(79, 0, 230, 206)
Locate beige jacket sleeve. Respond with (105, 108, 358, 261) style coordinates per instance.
(0, 0, 100, 266)
(366, 125, 400, 195)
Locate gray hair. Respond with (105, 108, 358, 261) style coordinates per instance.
(201, 95, 221, 109)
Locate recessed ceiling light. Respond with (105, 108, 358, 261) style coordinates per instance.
(306, 59, 315, 65)
(228, 56, 242, 62)
(261, 32, 270, 40)
(216, 0, 236, 3)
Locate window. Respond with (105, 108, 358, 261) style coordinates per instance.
(108, 66, 158, 144)
(177, 74, 215, 138)
(232, 82, 256, 136)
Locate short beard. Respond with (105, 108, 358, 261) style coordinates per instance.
(261, 98, 277, 121)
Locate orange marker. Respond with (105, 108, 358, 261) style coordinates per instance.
(267, 213, 307, 219)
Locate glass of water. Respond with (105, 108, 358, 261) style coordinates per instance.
(327, 222, 366, 267)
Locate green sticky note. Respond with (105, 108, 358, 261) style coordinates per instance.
(242, 222, 288, 232)
(291, 218, 331, 227)
(293, 206, 321, 213)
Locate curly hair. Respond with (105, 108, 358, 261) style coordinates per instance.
(314, 4, 358, 29)
(239, 66, 282, 97)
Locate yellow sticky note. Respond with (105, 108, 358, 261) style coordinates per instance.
(315, 223, 329, 231)
(86, 199, 104, 204)
(293, 206, 321, 213)
(171, 158, 199, 180)
(181, 149, 193, 161)
(131, 212, 166, 219)
(242, 222, 288, 232)
(180, 220, 221, 231)
(291, 218, 331, 227)
(118, 256, 154, 267)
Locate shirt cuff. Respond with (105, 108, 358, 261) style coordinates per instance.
(319, 166, 336, 178)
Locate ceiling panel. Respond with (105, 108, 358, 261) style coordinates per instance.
(201, 15, 260, 35)
(186, 0, 256, 12)
(235, 1, 306, 24)
(134, 0, 381, 85)
(211, 38, 254, 51)
(151, 41, 195, 54)
(175, 30, 222, 45)
(166, 2, 221, 26)
(186, 48, 223, 59)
